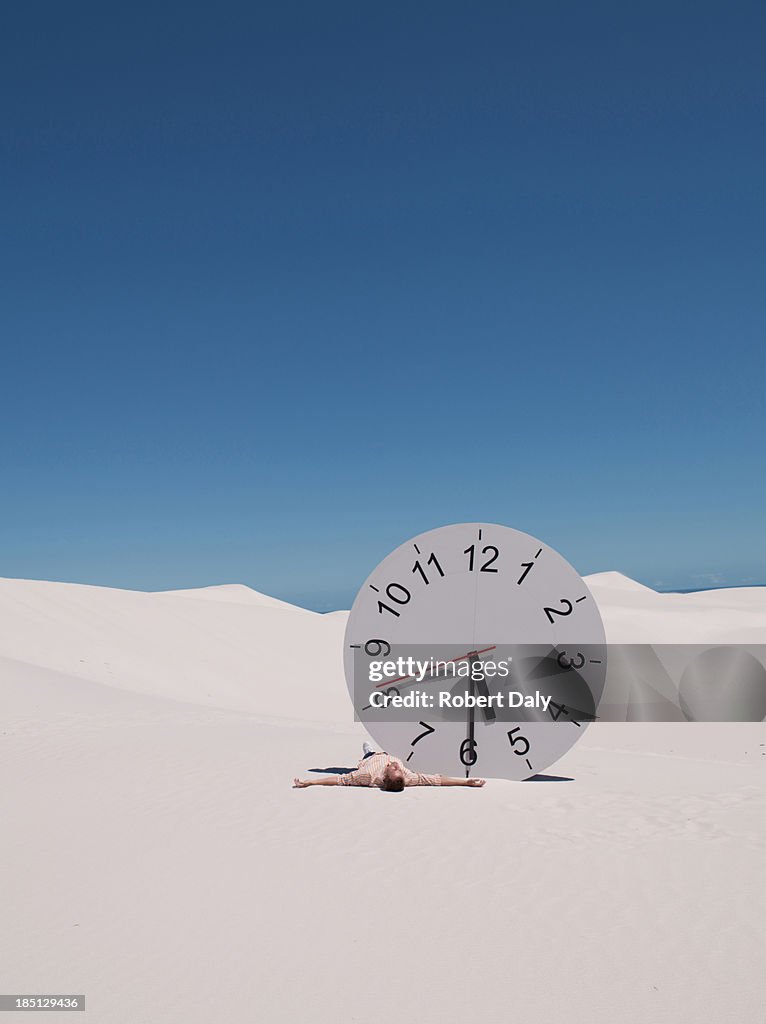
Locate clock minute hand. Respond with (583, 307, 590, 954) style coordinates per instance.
(463, 651, 482, 778)
(465, 675, 476, 778)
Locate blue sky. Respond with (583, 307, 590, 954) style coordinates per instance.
(2, 2, 764, 610)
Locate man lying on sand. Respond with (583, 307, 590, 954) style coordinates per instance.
(293, 743, 486, 791)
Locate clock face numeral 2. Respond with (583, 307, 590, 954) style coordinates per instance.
(544, 598, 573, 623)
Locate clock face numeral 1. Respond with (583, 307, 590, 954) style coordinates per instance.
(517, 548, 543, 585)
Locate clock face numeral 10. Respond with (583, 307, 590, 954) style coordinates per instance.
(375, 582, 411, 617)
(344, 523, 607, 781)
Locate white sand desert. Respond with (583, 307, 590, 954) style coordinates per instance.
(1, 573, 764, 1023)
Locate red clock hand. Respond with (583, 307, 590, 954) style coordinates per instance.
(374, 645, 497, 688)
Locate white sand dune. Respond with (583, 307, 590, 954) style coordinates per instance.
(586, 571, 766, 643)
(0, 577, 348, 724)
(1, 572, 764, 1023)
(159, 581, 312, 613)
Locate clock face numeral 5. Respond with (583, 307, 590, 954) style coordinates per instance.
(344, 523, 607, 781)
(507, 727, 530, 756)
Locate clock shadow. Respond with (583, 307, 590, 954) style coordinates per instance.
(523, 773, 574, 782)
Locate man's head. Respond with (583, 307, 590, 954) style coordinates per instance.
(379, 763, 405, 792)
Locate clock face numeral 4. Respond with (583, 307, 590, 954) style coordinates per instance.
(544, 598, 573, 623)
(344, 523, 607, 782)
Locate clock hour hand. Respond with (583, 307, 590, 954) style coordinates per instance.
(470, 650, 497, 722)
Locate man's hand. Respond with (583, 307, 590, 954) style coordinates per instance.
(466, 778, 486, 787)
(293, 777, 310, 788)
(293, 776, 339, 788)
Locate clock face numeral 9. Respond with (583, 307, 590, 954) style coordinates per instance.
(364, 638, 390, 657)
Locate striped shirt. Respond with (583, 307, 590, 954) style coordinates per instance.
(338, 752, 442, 787)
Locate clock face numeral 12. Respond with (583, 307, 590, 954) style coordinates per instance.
(344, 523, 607, 781)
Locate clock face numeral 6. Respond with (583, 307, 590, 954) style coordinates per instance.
(344, 523, 607, 781)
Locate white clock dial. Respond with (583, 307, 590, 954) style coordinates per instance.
(343, 523, 607, 781)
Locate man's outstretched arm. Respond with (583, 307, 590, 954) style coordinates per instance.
(293, 776, 339, 788)
(439, 776, 485, 787)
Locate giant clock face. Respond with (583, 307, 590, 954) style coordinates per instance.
(343, 523, 607, 781)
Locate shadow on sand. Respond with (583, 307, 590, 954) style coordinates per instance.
(308, 768, 575, 782)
